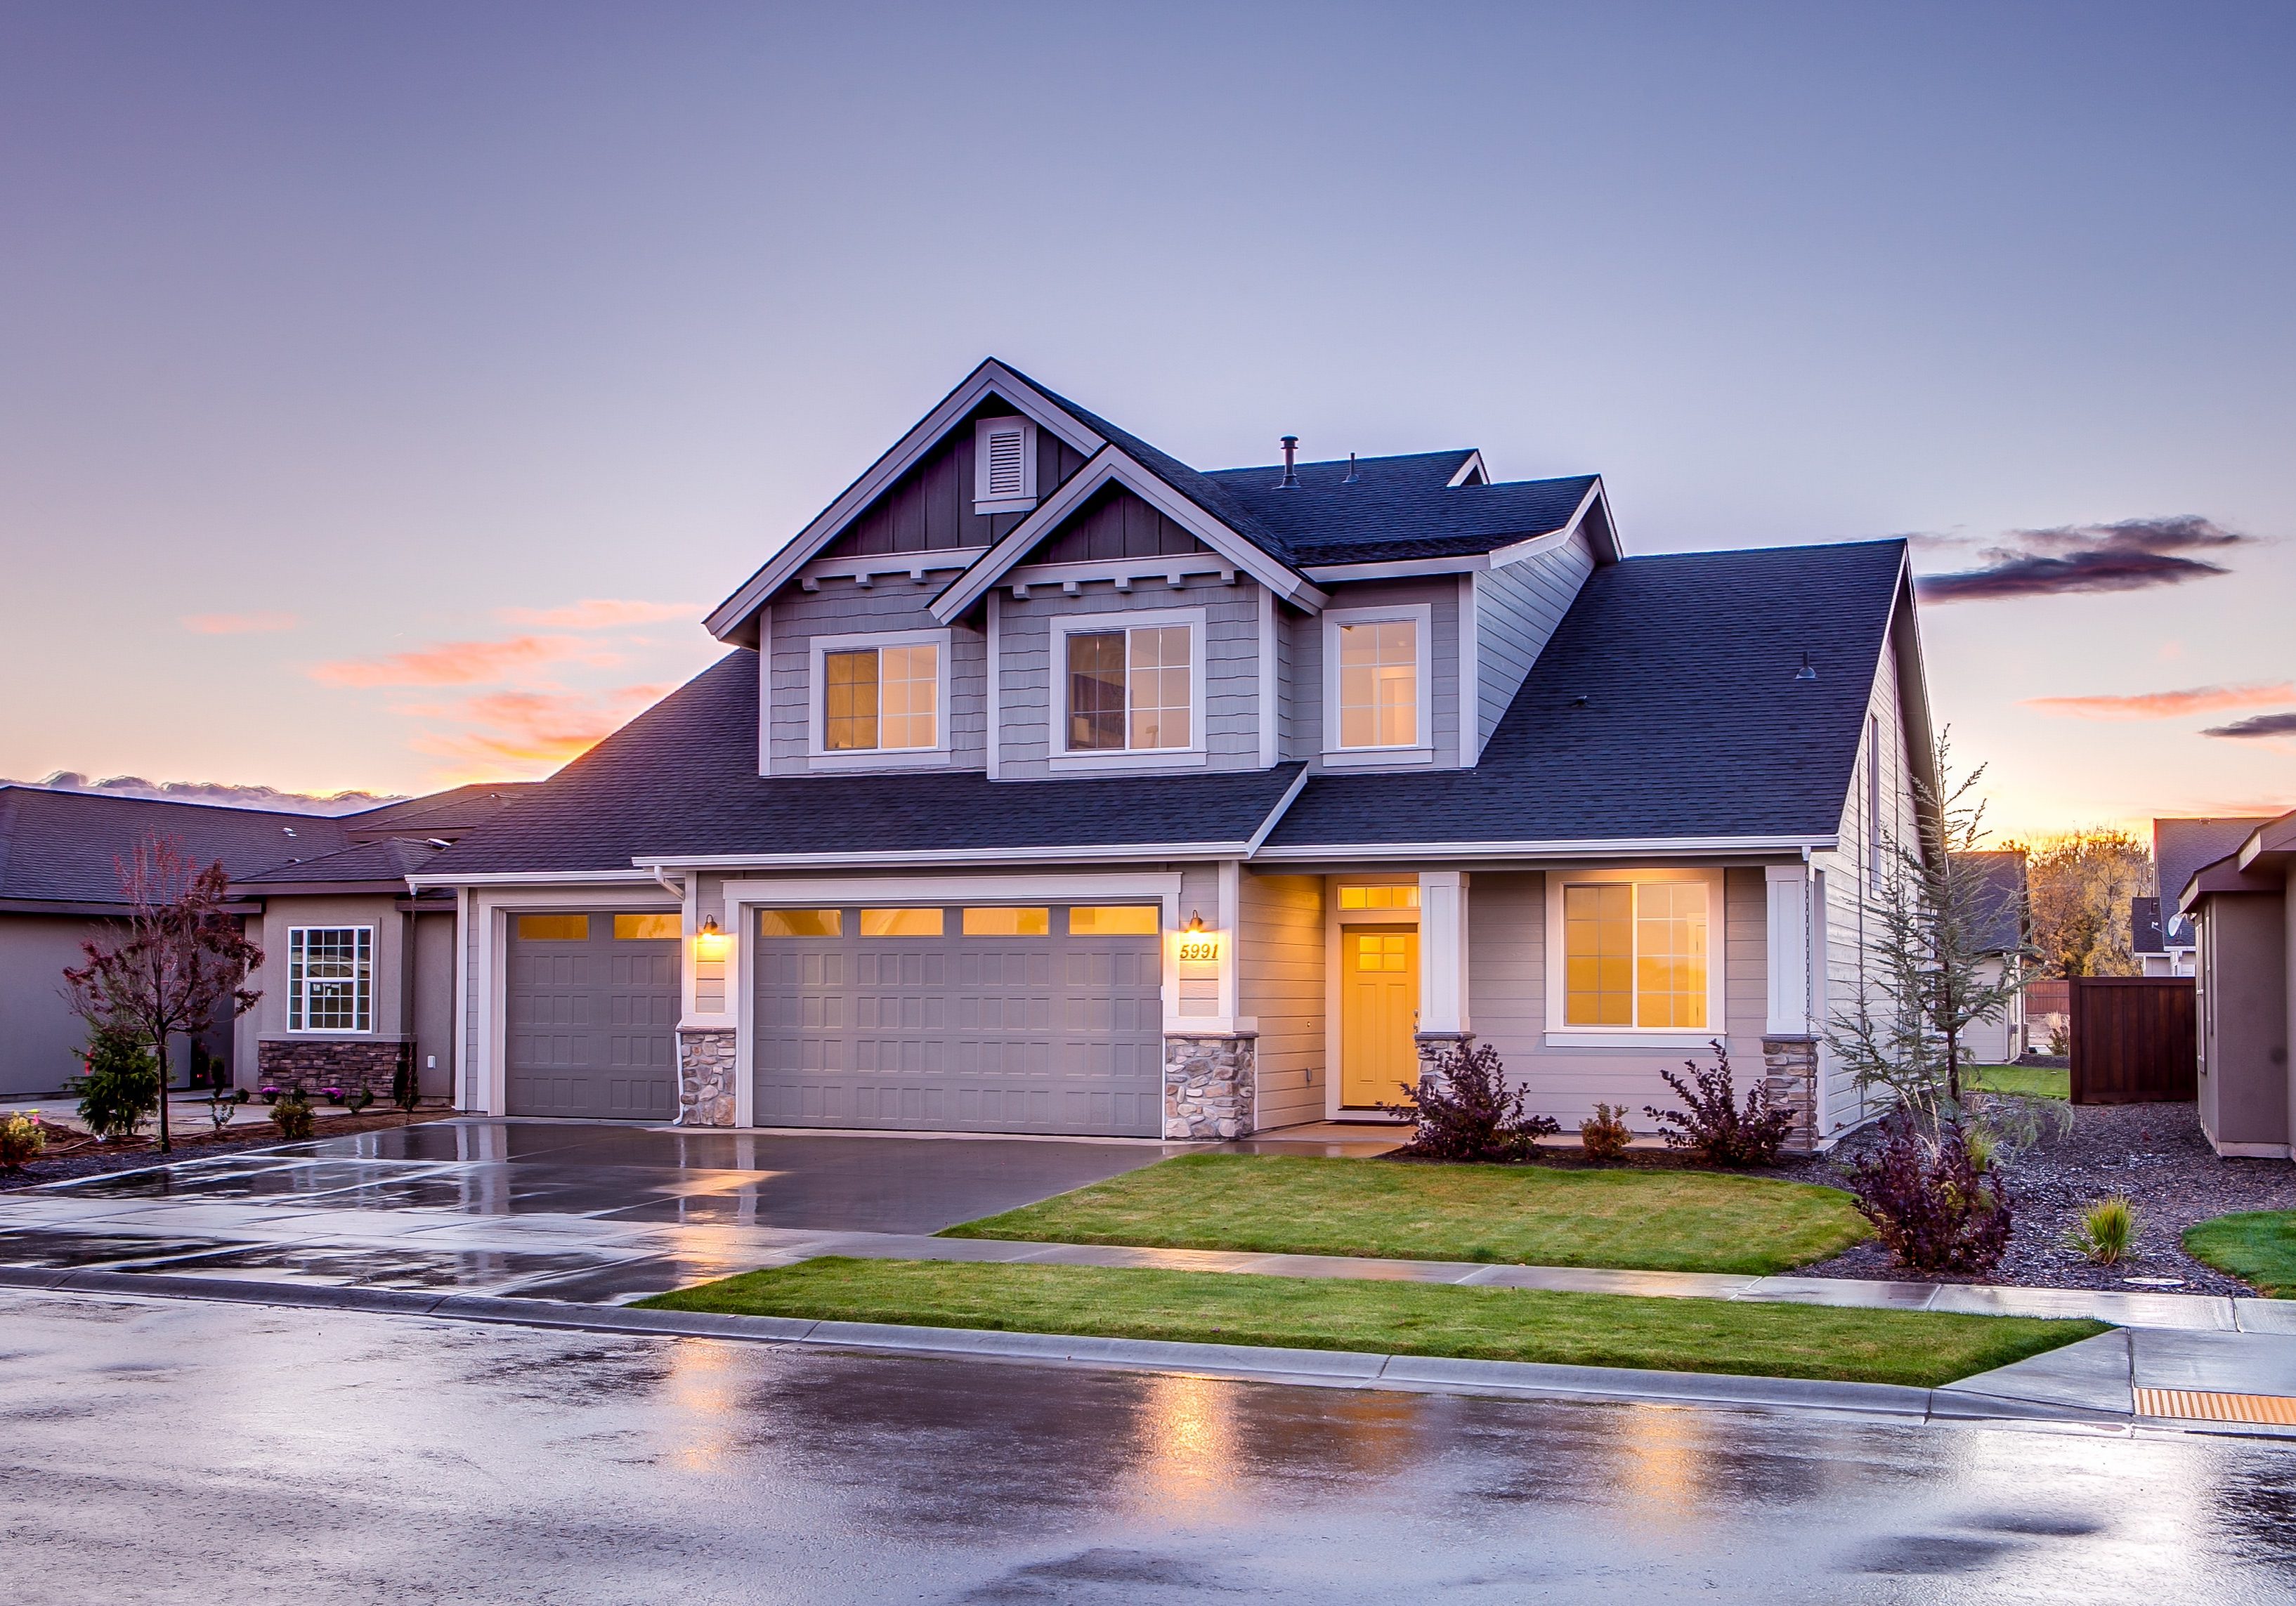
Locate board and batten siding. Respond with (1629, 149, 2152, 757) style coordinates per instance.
(1286, 575, 1461, 767)
(995, 577, 1267, 778)
(1467, 868, 1769, 1127)
(1239, 870, 1324, 1128)
(821, 414, 1088, 560)
(762, 585, 988, 776)
(1816, 615, 1919, 1135)
(1472, 530, 1596, 755)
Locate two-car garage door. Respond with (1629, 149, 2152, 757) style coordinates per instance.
(752, 903, 1163, 1137)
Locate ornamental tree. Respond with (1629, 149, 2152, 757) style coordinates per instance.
(63, 835, 263, 1154)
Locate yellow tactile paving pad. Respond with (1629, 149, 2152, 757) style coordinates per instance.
(2134, 1388, 2296, 1425)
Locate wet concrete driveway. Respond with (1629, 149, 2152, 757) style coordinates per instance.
(5, 1286, 2293, 1604)
(0, 1118, 1183, 1303)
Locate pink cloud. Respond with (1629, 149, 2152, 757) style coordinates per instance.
(2022, 682, 2296, 721)
(495, 599, 700, 629)
(181, 611, 299, 635)
(410, 684, 671, 771)
(309, 634, 619, 688)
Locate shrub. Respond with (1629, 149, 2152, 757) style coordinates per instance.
(319, 1085, 345, 1106)
(77, 1027, 162, 1142)
(272, 1092, 315, 1142)
(1579, 1103, 1631, 1163)
(1379, 1041, 1558, 1162)
(204, 1087, 249, 1136)
(391, 1059, 421, 1112)
(1844, 1112, 2014, 1274)
(0, 1111, 47, 1170)
(1643, 1042, 1795, 1168)
(2070, 1194, 2137, 1266)
(259, 1085, 282, 1106)
(346, 1088, 374, 1114)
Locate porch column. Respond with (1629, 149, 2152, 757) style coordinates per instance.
(1763, 863, 1819, 1151)
(1415, 870, 1472, 1080)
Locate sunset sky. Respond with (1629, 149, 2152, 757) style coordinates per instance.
(2, 4, 2290, 840)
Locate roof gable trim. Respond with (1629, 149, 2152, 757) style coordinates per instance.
(705, 360, 1105, 642)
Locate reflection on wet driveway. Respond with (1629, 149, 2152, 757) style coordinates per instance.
(0, 1118, 1181, 1303)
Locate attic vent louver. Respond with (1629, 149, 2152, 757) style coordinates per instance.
(984, 429, 1026, 497)
(972, 416, 1038, 512)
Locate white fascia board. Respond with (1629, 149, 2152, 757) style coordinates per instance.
(931, 446, 1324, 624)
(1249, 835, 1837, 863)
(1303, 555, 1489, 582)
(1244, 766, 1312, 856)
(1487, 479, 1615, 571)
(703, 361, 1104, 642)
(1447, 451, 1489, 488)
(637, 842, 1256, 871)
(406, 870, 663, 889)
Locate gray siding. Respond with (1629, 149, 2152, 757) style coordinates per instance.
(1286, 575, 1461, 769)
(1239, 870, 1324, 1128)
(1468, 868, 1768, 1128)
(0, 913, 110, 1096)
(823, 414, 1088, 559)
(1027, 483, 1206, 563)
(996, 577, 1267, 779)
(764, 585, 988, 776)
(1473, 530, 1596, 754)
(412, 909, 458, 1099)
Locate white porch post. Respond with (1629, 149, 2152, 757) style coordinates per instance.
(1417, 870, 1472, 1076)
(1762, 862, 1820, 1151)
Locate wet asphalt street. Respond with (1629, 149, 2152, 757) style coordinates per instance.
(6, 1288, 2295, 1605)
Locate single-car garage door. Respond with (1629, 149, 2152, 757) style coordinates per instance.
(753, 903, 1163, 1135)
(505, 911, 681, 1119)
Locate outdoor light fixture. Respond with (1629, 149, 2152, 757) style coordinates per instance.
(1186, 911, 1204, 934)
(695, 915, 728, 960)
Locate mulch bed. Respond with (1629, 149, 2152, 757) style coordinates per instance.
(0, 1108, 453, 1192)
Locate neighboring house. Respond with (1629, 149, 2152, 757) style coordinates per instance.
(2153, 816, 2272, 978)
(410, 359, 1935, 1150)
(0, 782, 523, 1099)
(2179, 808, 2296, 1158)
(1955, 849, 2028, 1063)
(2132, 895, 2169, 976)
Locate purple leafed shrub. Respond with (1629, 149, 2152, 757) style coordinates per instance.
(1844, 1113, 2013, 1274)
(1643, 1041, 1795, 1168)
(1381, 1040, 1559, 1163)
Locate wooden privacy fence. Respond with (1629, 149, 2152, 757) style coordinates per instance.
(2069, 977, 2197, 1104)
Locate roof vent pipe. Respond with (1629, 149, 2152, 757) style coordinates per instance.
(1342, 451, 1360, 485)
(1795, 652, 1818, 681)
(1277, 436, 1299, 488)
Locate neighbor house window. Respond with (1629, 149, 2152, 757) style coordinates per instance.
(1064, 622, 1192, 752)
(1336, 619, 1418, 748)
(1560, 880, 1709, 1030)
(823, 642, 939, 752)
(288, 927, 371, 1033)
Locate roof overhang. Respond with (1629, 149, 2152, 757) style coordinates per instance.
(704, 360, 1107, 645)
(1249, 834, 1836, 863)
(405, 869, 667, 890)
(930, 445, 1326, 624)
(2236, 810, 2296, 875)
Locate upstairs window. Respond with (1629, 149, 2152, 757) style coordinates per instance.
(288, 927, 372, 1033)
(972, 417, 1038, 514)
(813, 632, 946, 756)
(1064, 622, 1192, 752)
(1336, 619, 1419, 748)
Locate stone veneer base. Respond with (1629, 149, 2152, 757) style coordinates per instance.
(1761, 1036, 1820, 1154)
(256, 1039, 410, 1099)
(677, 1029, 738, 1127)
(1163, 1033, 1256, 1140)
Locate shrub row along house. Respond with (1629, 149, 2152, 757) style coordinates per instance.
(383, 360, 1931, 1149)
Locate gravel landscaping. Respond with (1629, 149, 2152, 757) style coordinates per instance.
(1793, 1099, 2296, 1296)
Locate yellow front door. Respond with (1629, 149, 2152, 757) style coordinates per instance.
(1340, 926, 1419, 1108)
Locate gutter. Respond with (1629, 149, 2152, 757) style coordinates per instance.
(1248, 835, 1837, 863)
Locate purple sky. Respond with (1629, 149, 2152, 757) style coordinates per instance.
(2, 2, 2290, 839)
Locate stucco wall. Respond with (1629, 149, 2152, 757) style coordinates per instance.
(0, 913, 102, 1097)
(2197, 891, 2290, 1154)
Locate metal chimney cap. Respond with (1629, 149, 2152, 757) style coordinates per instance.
(1341, 451, 1361, 485)
(1276, 435, 1300, 489)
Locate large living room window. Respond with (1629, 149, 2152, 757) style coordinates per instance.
(288, 927, 372, 1033)
(1551, 873, 1717, 1033)
(1051, 608, 1204, 763)
(809, 629, 950, 764)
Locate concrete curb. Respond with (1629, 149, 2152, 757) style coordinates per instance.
(0, 1263, 2119, 1428)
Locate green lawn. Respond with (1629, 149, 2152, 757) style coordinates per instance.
(1967, 1064, 2070, 1100)
(940, 1153, 1869, 1277)
(641, 1258, 2106, 1388)
(2184, 1211, 2296, 1297)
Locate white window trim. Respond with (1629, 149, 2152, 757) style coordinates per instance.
(972, 416, 1038, 515)
(1047, 605, 1208, 773)
(1321, 602, 1435, 766)
(1542, 867, 1726, 1046)
(806, 627, 954, 769)
(286, 924, 374, 1036)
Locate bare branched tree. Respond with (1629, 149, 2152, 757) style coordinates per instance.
(63, 835, 263, 1154)
(1827, 732, 2027, 1125)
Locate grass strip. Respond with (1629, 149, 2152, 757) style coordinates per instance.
(939, 1152, 1869, 1277)
(2184, 1211, 2296, 1298)
(640, 1257, 2105, 1388)
(1966, 1064, 2070, 1101)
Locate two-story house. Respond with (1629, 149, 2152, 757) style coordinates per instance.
(412, 360, 1931, 1149)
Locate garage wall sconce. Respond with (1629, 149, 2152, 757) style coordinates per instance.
(695, 915, 729, 960)
(1185, 912, 1204, 933)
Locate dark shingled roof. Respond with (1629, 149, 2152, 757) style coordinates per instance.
(344, 783, 531, 842)
(1955, 849, 2028, 953)
(419, 653, 1309, 875)
(1263, 539, 1910, 848)
(233, 837, 449, 888)
(1204, 453, 1599, 566)
(2131, 895, 2164, 955)
(0, 787, 351, 909)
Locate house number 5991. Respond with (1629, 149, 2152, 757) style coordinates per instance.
(1178, 939, 1220, 962)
